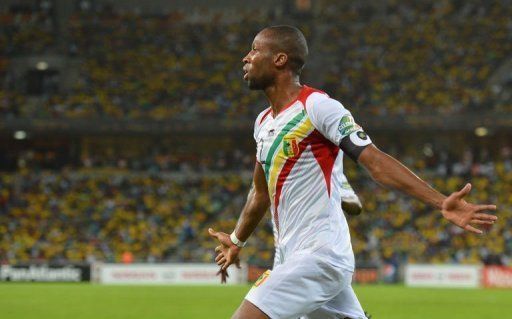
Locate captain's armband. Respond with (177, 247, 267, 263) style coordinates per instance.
(339, 129, 372, 162)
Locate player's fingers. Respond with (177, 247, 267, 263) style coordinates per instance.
(470, 219, 495, 225)
(476, 205, 497, 213)
(217, 257, 226, 266)
(216, 268, 228, 276)
(464, 224, 483, 234)
(215, 245, 223, 253)
(473, 212, 498, 220)
(208, 228, 218, 238)
(221, 270, 228, 283)
(216, 269, 228, 283)
(221, 259, 233, 271)
(215, 253, 224, 262)
(455, 183, 472, 199)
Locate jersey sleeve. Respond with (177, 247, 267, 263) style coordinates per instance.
(307, 97, 372, 161)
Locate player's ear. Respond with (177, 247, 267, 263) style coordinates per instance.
(274, 52, 288, 68)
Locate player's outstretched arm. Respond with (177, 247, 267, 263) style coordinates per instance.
(357, 144, 497, 234)
(209, 162, 270, 272)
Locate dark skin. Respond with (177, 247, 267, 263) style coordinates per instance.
(209, 28, 498, 319)
(242, 29, 303, 115)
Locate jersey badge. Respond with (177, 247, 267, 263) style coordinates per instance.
(254, 270, 271, 287)
(283, 137, 299, 158)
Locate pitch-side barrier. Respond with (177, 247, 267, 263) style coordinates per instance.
(405, 264, 512, 288)
(91, 263, 247, 285)
(2, 263, 510, 287)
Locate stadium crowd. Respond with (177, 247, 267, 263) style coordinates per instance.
(0, 1, 510, 120)
(319, 0, 512, 115)
(1, 146, 510, 267)
(0, 0, 510, 277)
(0, 2, 55, 56)
(0, 4, 54, 119)
(8, 146, 255, 172)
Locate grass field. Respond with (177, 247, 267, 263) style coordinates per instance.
(0, 283, 511, 319)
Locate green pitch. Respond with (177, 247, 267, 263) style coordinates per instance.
(1, 283, 511, 319)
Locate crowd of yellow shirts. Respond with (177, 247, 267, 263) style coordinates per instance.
(318, 0, 512, 115)
(1, 2, 510, 119)
(0, 1, 510, 268)
(1, 153, 510, 267)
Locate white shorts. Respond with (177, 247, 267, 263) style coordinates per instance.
(245, 251, 367, 319)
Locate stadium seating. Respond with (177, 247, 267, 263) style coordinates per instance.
(0, 0, 510, 269)
(1, 2, 510, 119)
(1, 146, 510, 267)
(318, 0, 512, 115)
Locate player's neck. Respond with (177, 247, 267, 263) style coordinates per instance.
(264, 78, 302, 117)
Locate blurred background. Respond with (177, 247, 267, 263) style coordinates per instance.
(0, 0, 511, 292)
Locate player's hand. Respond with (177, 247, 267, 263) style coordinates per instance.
(216, 259, 241, 284)
(217, 268, 229, 284)
(441, 183, 497, 234)
(208, 228, 241, 271)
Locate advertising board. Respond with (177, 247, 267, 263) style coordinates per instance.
(95, 263, 245, 285)
(405, 264, 480, 288)
(482, 266, 512, 288)
(0, 264, 90, 282)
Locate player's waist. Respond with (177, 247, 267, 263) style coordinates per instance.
(275, 222, 350, 253)
(275, 240, 355, 271)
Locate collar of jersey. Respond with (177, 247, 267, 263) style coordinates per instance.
(270, 85, 308, 118)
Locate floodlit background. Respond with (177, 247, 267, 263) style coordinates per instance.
(0, 0, 511, 318)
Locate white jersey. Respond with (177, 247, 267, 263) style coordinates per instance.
(254, 85, 372, 272)
(338, 173, 359, 202)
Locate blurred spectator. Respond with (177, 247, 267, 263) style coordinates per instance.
(122, 251, 134, 264)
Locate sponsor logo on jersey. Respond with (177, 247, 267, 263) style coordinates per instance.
(338, 115, 361, 138)
(254, 269, 271, 287)
(283, 137, 299, 158)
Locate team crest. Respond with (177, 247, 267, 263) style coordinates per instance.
(254, 269, 271, 287)
(283, 137, 299, 158)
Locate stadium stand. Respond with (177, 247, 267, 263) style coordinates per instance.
(1, 144, 510, 267)
(318, 0, 512, 115)
(1, 1, 510, 120)
(0, 0, 510, 271)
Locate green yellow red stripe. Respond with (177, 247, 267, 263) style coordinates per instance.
(267, 117, 315, 198)
(263, 111, 305, 180)
(272, 131, 317, 233)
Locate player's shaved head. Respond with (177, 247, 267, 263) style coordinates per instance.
(259, 25, 308, 75)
